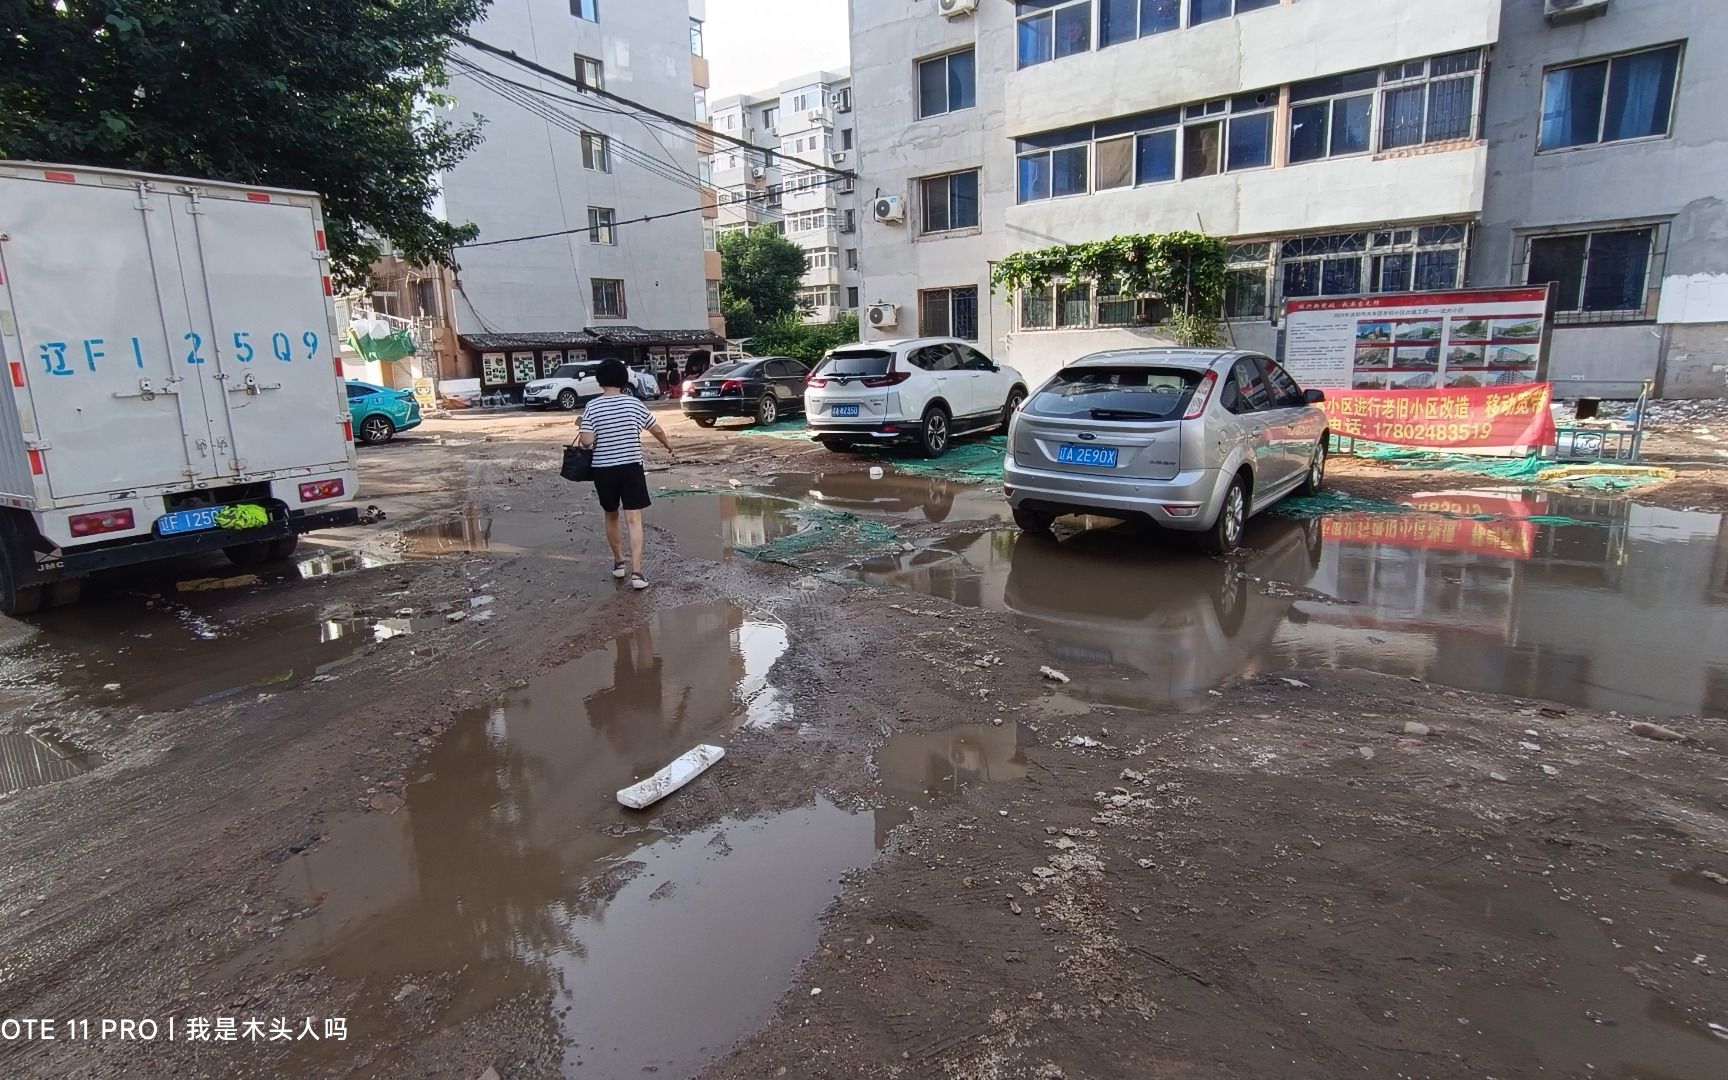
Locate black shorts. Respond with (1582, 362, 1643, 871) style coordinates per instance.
(592, 463, 651, 512)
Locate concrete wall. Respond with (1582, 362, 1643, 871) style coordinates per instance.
(441, 0, 709, 335)
(1479, 0, 1728, 398)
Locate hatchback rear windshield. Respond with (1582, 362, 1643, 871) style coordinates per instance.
(1027, 366, 1203, 421)
(814, 349, 893, 378)
(703, 362, 750, 379)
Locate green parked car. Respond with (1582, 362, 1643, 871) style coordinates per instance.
(345, 380, 422, 445)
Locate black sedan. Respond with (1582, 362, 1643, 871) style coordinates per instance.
(680, 356, 811, 427)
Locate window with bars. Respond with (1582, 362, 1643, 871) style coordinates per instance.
(1380, 49, 1482, 150)
(919, 287, 980, 340)
(591, 278, 625, 318)
(1017, 284, 1097, 330)
(1278, 224, 1469, 303)
(706, 280, 721, 315)
(1225, 242, 1272, 320)
(1520, 223, 1665, 322)
(919, 170, 981, 233)
(1539, 44, 1682, 151)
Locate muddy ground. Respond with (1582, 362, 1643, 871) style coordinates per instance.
(1, 407, 1725, 1080)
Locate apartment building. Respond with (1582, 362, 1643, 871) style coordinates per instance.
(436, 0, 724, 396)
(851, 0, 1725, 397)
(710, 71, 863, 323)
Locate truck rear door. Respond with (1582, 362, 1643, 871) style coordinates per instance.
(169, 191, 350, 475)
(0, 171, 227, 500)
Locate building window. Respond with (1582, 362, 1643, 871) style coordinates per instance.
(570, 0, 597, 21)
(804, 248, 839, 270)
(1523, 224, 1662, 320)
(702, 218, 717, 251)
(1225, 243, 1272, 320)
(1018, 283, 1093, 329)
(694, 89, 708, 123)
(1190, 0, 1277, 26)
(1539, 44, 1682, 151)
(1016, 134, 1090, 202)
(581, 132, 610, 172)
(1381, 49, 1483, 150)
(918, 48, 976, 119)
(1017, 1, 1092, 69)
(690, 18, 704, 56)
(1279, 224, 1469, 303)
(587, 207, 615, 245)
(1095, 135, 1134, 190)
(1097, 293, 1171, 327)
(786, 209, 840, 233)
(591, 278, 625, 318)
(573, 54, 603, 93)
(920, 287, 980, 340)
(798, 285, 841, 311)
(762, 107, 778, 131)
(706, 279, 721, 315)
(841, 128, 854, 150)
(842, 208, 857, 233)
(1288, 69, 1376, 163)
(846, 286, 860, 309)
(845, 248, 858, 270)
(1178, 93, 1273, 177)
(919, 170, 981, 233)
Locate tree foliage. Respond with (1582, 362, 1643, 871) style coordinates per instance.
(0, 0, 488, 285)
(718, 225, 806, 338)
(990, 230, 1230, 347)
(747, 311, 859, 364)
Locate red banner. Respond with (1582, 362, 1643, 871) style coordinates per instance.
(1321, 492, 1546, 559)
(1321, 384, 1556, 450)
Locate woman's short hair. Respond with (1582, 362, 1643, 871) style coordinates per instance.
(596, 358, 630, 388)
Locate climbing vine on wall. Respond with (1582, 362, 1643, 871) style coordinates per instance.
(989, 230, 1230, 347)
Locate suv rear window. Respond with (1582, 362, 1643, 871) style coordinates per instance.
(814, 349, 893, 378)
(1027, 366, 1203, 421)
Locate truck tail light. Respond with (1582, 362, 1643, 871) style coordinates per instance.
(300, 479, 345, 502)
(9, 361, 23, 388)
(1182, 371, 1218, 420)
(342, 420, 354, 442)
(27, 449, 44, 475)
(69, 509, 135, 536)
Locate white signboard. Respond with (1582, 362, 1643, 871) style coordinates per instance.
(1283, 287, 1552, 391)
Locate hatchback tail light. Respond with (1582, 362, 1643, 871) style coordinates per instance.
(1182, 371, 1218, 420)
(720, 379, 744, 394)
(69, 509, 135, 537)
(681, 379, 696, 394)
(807, 374, 826, 388)
(861, 371, 912, 388)
(300, 479, 346, 502)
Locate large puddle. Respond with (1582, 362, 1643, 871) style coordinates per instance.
(758, 470, 1008, 524)
(858, 489, 1728, 717)
(270, 602, 1026, 1076)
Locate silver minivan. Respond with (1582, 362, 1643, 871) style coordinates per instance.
(1003, 349, 1328, 552)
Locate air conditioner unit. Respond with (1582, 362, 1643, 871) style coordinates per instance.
(938, 0, 979, 18)
(808, 109, 830, 126)
(750, 167, 766, 181)
(832, 91, 853, 114)
(831, 150, 850, 166)
(1544, 0, 1609, 23)
(868, 303, 900, 329)
(872, 195, 904, 224)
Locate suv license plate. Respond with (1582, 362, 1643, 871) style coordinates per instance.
(1056, 444, 1119, 468)
(157, 507, 223, 535)
(831, 404, 860, 417)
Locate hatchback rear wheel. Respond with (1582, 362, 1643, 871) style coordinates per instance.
(1201, 476, 1248, 555)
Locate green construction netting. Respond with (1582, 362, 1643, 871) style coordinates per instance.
(1273, 492, 1410, 517)
(1348, 442, 1552, 480)
(735, 508, 901, 569)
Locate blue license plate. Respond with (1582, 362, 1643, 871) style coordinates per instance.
(157, 508, 222, 535)
(1056, 444, 1119, 468)
(831, 404, 860, 417)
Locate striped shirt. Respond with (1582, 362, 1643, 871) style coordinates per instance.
(579, 393, 656, 467)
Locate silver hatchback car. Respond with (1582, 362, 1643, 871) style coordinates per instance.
(1003, 349, 1329, 552)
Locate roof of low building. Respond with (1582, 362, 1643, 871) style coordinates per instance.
(460, 326, 726, 351)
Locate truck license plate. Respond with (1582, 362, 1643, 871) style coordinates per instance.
(156, 508, 222, 535)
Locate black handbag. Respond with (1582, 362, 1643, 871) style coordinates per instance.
(560, 443, 594, 482)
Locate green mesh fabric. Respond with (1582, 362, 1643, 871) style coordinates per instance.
(735, 508, 901, 569)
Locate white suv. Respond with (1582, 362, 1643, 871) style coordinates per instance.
(804, 338, 1028, 457)
(524, 362, 659, 410)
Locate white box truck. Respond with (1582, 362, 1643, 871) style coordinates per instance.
(0, 162, 360, 614)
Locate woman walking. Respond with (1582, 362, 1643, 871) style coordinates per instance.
(577, 358, 674, 590)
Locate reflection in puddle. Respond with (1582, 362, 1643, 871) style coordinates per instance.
(1429, 877, 1728, 1079)
(293, 549, 400, 579)
(0, 731, 98, 794)
(648, 493, 804, 562)
(272, 606, 1028, 1076)
(858, 491, 1728, 717)
(762, 469, 1007, 524)
(272, 602, 819, 1077)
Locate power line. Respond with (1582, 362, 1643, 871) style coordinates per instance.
(453, 33, 855, 180)
(457, 183, 835, 249)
